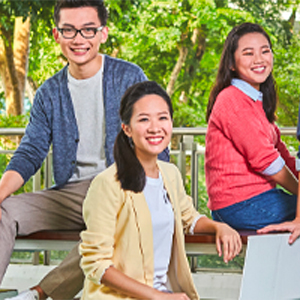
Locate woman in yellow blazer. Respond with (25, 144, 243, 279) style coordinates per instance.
(79, 81, 242, 300)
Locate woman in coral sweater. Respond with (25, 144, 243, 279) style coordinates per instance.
(205, 22, 300, 244)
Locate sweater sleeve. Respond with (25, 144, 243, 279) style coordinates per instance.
(274, 124, 297, 177)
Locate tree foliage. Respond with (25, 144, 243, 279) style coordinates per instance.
(1, 0, 300, 128)
(97, 0, 300, 128)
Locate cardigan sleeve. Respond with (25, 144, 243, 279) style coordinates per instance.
(5, 88, 52, 183)
(79, 170, 123, 286)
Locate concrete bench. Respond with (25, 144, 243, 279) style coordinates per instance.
(14, 231, 80, 265)
(185, 230, 254, 256)
(15, 230, 80, 251)
(14, 229, 255, 265)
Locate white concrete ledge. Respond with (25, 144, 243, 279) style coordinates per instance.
(2, 265, 242, 300)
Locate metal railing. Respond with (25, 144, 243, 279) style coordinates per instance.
(0, 127, 298, 207)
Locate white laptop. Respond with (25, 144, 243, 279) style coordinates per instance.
(239, 233, 300, 300)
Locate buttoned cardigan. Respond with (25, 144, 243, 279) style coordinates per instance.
(5, 56, 163, 187)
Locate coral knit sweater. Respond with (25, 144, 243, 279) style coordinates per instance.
(205, 85, 297, 211)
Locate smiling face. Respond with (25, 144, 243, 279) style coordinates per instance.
(52, 6, 108, 78)
(233, 32, 273, 90)
(122, 94, 173, 163)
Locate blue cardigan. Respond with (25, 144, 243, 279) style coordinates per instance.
(6, 56, 168, 187)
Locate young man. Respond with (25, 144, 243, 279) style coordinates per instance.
(0, 1, 168, 299)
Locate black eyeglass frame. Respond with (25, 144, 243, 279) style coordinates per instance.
(57, 26, 104, 39)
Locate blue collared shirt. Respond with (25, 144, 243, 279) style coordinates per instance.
(231, 79, 285, 176)
(231, 78, 263, 102)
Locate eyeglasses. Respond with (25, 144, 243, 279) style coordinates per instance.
(57, 26, 104, 39)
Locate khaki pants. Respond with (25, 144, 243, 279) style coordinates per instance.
(0, 178, 93, 299)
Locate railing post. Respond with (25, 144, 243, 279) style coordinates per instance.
(191, 143, 199, 210)
(178, 137, 187, 184)
(178, 135, 199, 208)
(44, 150, 53, 188)
(32, 169, 41, 192)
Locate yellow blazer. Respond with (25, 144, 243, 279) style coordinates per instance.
(80, 160, 200, 300)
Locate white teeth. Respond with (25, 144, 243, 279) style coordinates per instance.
(148, 137, 162, 142)
(254, 67, 265, 72)
(73, 49, 87, 53)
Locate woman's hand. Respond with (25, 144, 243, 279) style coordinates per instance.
(257, 218, 300, 245)
(215, 222, 242, 263)
(193, 216, 242, 263)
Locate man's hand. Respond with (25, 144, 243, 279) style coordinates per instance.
(0, 170, 24, 219)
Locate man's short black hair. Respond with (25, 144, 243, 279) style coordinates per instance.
(54, 0, 108, 27)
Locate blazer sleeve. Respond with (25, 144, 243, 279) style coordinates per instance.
(172, 165, 200, 233)
(79, 170, 123, 285)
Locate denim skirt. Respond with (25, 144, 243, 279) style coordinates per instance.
(211, 188, 297, 230)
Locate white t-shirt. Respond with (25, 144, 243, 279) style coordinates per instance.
(67, 55, 106, 181)
(143, 172, 174, 292)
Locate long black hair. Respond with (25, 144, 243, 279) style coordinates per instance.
(114, 81, 173, 193)
(206, 22, 277, 123)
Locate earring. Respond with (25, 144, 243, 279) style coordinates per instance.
(128, 137, 134, 148)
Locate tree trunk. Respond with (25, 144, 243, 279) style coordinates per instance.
(191, 27, 206, 63)
(1, 26, 19, 115)
(288, 8, 296, 28)
(0, 17, 30, 116)
(13, 17, 31, 108)
(166, 46, 188, 97)
(187, 27, 206, 79)
(0, 39, 5, 91)
(166, 26, 206, 98)
(26, 76, 38, 104)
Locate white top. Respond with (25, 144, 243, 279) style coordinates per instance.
(143, 172, 174, 292)
(68, 55, 106, 181)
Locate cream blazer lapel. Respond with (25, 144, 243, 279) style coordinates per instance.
(126, 190, 154, 284)
(158, 162, 176, 211)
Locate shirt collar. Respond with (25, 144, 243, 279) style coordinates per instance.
(231, 78, 263, 102)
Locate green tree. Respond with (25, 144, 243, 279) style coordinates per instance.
(2, 0, 300, 131)
(104, 0, 254, 127)
(0, 0, 54, 115)
(274, 32, 300, 129)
